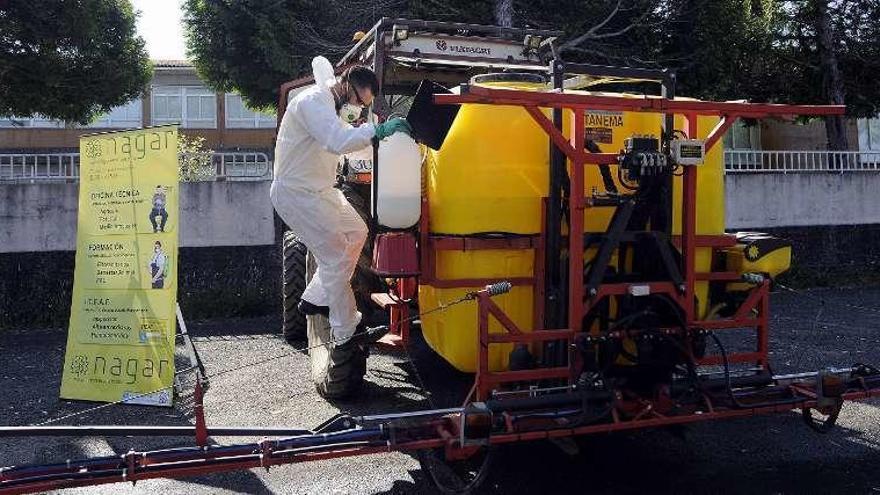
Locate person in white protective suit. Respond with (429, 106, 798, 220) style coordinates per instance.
(270, 57, 411, 345)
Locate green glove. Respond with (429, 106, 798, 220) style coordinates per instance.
(375, 117, 413, 140)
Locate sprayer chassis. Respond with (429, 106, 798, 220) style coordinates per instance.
(4, 74, 880, 495)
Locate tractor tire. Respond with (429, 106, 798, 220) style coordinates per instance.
(282, 231, 308, 343)
(307, 313, 367, 399)
(283, 183, 377, 398)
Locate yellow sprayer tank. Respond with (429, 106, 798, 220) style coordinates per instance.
(419, 76, 724, 373)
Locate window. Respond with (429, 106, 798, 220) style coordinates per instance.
(151, 86, 217, 128)
(225, 93, 276, 128)
(0, 115, 64, 128)
(87, 99, 143, 128)
(722, 120, 760, 150)
(0, 100, 141, 129)
(858, 118, 880, 151)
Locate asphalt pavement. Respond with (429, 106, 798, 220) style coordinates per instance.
(1, 286, 880, 494)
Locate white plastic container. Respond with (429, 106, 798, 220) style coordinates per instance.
(375, 133, 421, 229)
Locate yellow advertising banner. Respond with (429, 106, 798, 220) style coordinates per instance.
(60, 125, 179, 406)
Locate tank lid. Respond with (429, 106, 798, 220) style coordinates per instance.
(470, 73, 547, 85)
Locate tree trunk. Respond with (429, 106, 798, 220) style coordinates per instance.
(814, 0, 848, 151)
(495, 0, 513, 27)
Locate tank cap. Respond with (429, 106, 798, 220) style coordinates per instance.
(470, 73, 547, 85)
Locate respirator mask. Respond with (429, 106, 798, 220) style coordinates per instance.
(338, 103, 364, 124)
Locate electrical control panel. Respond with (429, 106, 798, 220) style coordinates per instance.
(671, 139, 706, 166)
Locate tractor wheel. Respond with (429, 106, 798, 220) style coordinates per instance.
(418, 446, 493, 494)
(307, 313, 367, 399)
(285, 183, 377, 398)
(282, 231, 308, 343)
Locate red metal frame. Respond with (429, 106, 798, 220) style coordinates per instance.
(431, 85, 844, 397)
(418, 199, 544, 290)
(475, 291, 575, 400)
(374, 278, 416, 348)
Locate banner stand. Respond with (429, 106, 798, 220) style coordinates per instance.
(174, 304, 208, 394)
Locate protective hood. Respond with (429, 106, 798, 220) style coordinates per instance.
(312, 56, 337, 91)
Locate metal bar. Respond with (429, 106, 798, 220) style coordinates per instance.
(194, 380, 208, 446)
(704, 116, 736, 151)
(357, 408, 462, 423)
(176, 304, 206, 380)
(477, 292, 491, 400)
(485, 297, 524, 335)
(697, 352, 765, 366)
(533, 199, 547, 332)
(758, 280, 770, 367)
(419, 199, 432, 284)
(430, 236, 539, 250)
(560, 62, 671, 83)
(733, 283, 765, 321)
(545, 61, 565, 337)
(435, 86, 844, 117)
(484, 367, 571, 384)
(486, 329, 574, 344)
(390, 18, 563, 38)
(568, 108, 585, 335)
(0, 426, 313, 438)
(522, 105, 586, 164)
(682, 114, 699, 322)
(695, 272, 741, 281)
(697, 318, 761, 329)
(671, 234, 737, 248)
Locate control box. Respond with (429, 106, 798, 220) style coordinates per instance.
(670, 139, 706, 166)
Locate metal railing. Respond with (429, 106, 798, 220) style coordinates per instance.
(0, 152, 272, 182)
(725, 150, 880, 173)
(212, 152, 272, 181)
(0, 153, 80, 181)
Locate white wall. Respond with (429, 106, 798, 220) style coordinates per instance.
(0, 181, 275, 253)
(4, 174, 880, 253)
(725, 173, 880, 229)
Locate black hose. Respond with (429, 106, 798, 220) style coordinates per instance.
(706, 331, 802, 409)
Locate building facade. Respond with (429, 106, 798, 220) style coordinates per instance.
(0, 60, 276, 155)
(2, 59, 880, 176)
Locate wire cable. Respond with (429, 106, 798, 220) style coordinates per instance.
(33, 285, 510, 426)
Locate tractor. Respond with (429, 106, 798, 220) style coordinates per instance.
(277, 18, 795, 400)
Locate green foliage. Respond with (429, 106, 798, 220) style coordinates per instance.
(182, 0, 408, 109)
(178, 133, 215, 182)
(0, 0, 152, 124)
(769, 0, 880, 118)
(658, 1, 783, 102)
(183, 0, 880, 121)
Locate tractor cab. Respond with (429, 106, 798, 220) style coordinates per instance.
(278, 18, 562, 183)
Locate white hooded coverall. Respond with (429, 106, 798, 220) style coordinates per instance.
(270, 58, 375, 342)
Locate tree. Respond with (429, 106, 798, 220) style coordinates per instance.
(184, 0, 666, 109)
(178, 133, 215, 182)
(183, 0, 408, 110)
(770, 0, 880, 149)
(0, 0, 151, 124)
(657, 0, 782, 101)
(184, 0, 880, 152)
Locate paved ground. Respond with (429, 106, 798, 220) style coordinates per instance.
(2, 286, 880, 494)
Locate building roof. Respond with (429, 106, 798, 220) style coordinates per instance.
(153, 59, 194, 68)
